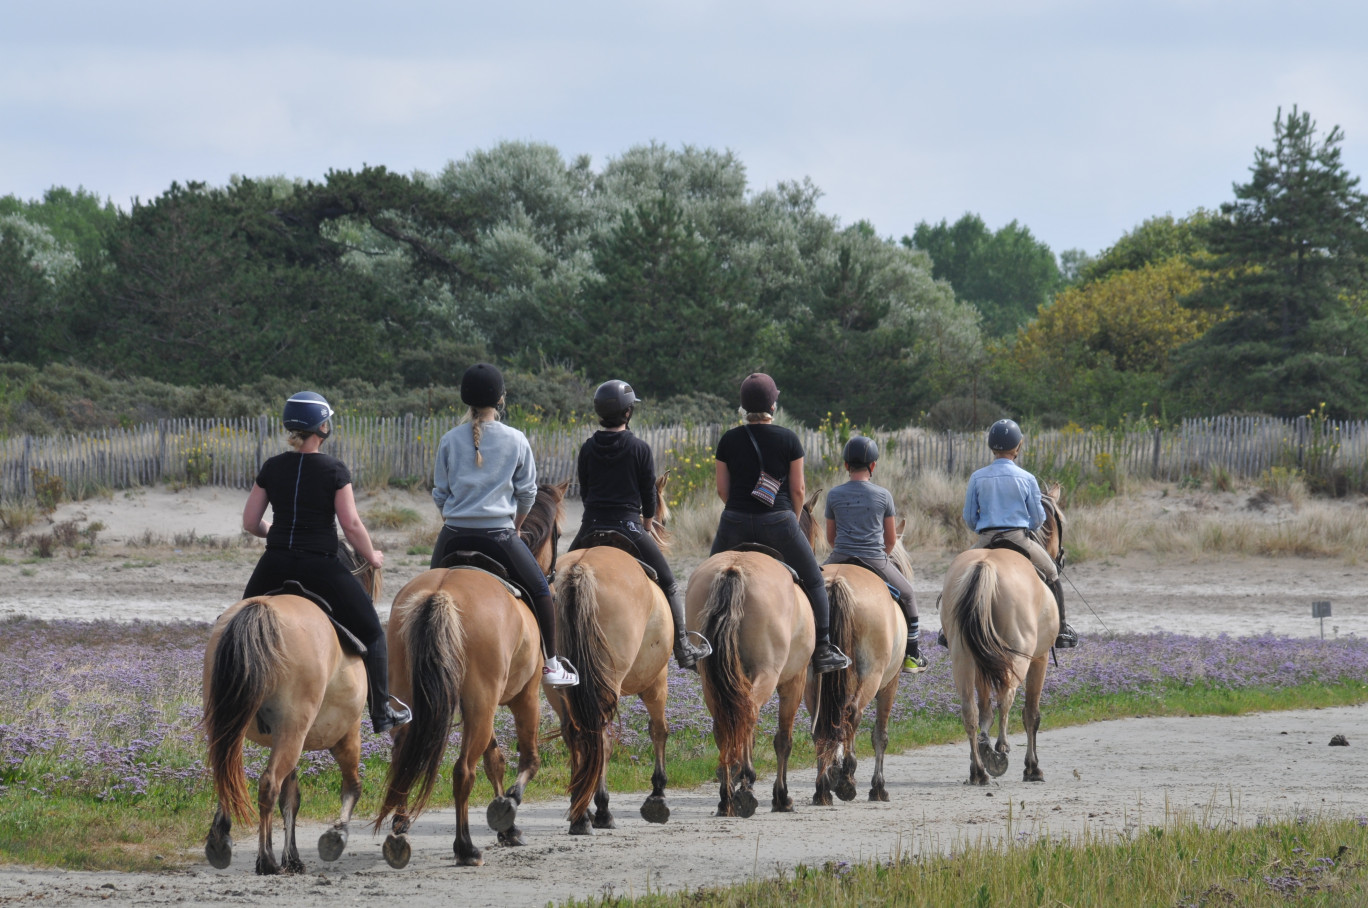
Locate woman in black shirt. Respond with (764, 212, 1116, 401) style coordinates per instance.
(241, 392, 411, 735)
(711, 374, 850, 674)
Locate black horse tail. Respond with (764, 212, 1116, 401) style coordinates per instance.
(556, 561, 618, 822)
(375, 590, 465, 828)
(813, 574, 858, 760)
(700, 566, 757, 768)
(949, 560, 1017, 691)
(203, 599, 283, 823)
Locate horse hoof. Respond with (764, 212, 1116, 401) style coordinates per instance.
(812, 792, 832, 807)
(771, 796, 794, 813)
(592, 811, 616, 830)
(318, 827, 347, 863)
(869, 788, 889, 803)
(283, 858, 305, 875)
(487, 796, 517, 833)
(498, 828, 525, 847)
(834, 778, 857, 802)
(1024, 769, 1045, 783)
(455, 844, 484, 867)
(640, 797, 670, 825)
(733, 789, 758, 818)
(382, 833, 411, 870)
(205, 836, 232, 870)
(979, 740, 1009, 777)
(569, 818, 594, 836)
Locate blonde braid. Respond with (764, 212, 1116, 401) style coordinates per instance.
(468, 405, 499, 467)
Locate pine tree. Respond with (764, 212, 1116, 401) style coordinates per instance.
(1169, 107, 1368, 416)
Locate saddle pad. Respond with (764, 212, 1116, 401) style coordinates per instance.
(730, 542, 801, 584)
(263, 580, 368, 656)
(571, 529, 641, 559)
(440, 549, 509, 578)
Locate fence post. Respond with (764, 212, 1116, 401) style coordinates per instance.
(946, 430, 955, 475)
(1152, 427, 1161, 480)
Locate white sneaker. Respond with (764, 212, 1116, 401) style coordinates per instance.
(542, 655, 579, 688)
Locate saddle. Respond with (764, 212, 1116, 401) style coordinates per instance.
(569, 529, 659, 582)
(984, 533, 1050, 583)
(730, 542, 801, 584)
(828, 555, 903, 603)
(439, 550, 527, 600)
(265, 580, 368, 656)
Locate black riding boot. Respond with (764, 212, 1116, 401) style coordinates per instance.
(665, 583, 711, 670)
(363, 635, 412, 734)
(1051, 579, 1078, 649)
(811, 630, 852, 674)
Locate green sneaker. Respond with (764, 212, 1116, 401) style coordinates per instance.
(902, 652, 928, 674)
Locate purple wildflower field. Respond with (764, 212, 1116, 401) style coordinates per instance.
(0, 619, 1365, 807)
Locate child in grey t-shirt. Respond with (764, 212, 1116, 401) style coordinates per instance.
(823, 437, 926, 672)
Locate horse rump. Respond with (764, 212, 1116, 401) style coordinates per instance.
(556, 560, 619, 820)
(813, 575, 858, 759)
(203, 599, 284, 823)
(947, 559, 1018, 691)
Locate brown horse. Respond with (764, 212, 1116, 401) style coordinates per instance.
(520, 480, 569, 576)
(202, 546, 378, 875)
(940, 483, 1064, 785)
(547, 474, 674, 834)
(374, 484, 565, 868)
(808, 523, 911, 805)
(685, 490, 820, 818)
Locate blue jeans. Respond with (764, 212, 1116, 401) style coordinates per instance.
(711, 509, 830, 635)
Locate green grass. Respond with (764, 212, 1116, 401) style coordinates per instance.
(562, 816, 1368, 907)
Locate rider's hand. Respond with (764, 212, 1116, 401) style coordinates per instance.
(368, 550, 384, 570)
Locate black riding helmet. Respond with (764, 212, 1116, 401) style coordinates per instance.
(593, 380, 641, 426)
(842, 435, 879, 468)
(988, 418, 1023, 452)
(461, 363, 505, 408)
(282, 391, 334, 437)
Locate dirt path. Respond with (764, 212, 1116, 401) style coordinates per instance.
(0, 705, 1361, 905)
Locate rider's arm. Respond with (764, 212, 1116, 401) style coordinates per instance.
(883, 515, 898, 555)
(242, 484, 270, 538)
(825, 517, 837, 547)
(336, 483, 383, 570)
(714, 459, 730, 503)
(789, 457, 805, 519)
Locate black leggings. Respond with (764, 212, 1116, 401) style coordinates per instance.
(430, 525, 556, 650)
(710, 509, 831, 636)
(570, 517, 679, 592)
(243, 549, 382, 648)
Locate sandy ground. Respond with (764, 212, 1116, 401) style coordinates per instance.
(0, 486, 1365, 904)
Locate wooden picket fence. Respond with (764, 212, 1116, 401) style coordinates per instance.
(1, 414, 1364, 501)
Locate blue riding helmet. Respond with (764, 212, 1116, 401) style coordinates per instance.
(842, 435, 879, 467)
(283, 391, 334, 434)
(988, 418, 1023, 452)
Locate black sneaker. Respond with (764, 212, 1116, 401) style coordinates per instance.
(372, 699, 412, 735)
(1053, 623, 1079, 649)
(811, 641, 852, 674)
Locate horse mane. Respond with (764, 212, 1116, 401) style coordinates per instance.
(519, 481, 567, 556)
(797, 489, 823, 555)
(648, 472, 672, 552)
(1033, 483, 1065, 563)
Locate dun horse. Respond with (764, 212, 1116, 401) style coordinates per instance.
(548, 475, 675, 834)
(201, 546, 378, 875)
(374, 484, 565, 868)
(685, 491, 821, 818)
(940, 483, 1065, 785)
(808, 522, 912, 805)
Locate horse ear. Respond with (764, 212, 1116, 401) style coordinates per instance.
(895, 517, 906, 537)
(805, 488, 821, 510)
(657, 471, 670, 492)
(554, 479, 570, 496)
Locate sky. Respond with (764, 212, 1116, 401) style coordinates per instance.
(4, 0, 1368, 257)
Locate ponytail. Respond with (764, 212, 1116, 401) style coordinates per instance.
(466, 406, 499, 467)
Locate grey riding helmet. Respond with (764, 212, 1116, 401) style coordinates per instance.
(593, 379, 641, 424)
(842, 435, 879, 467)
(283, 391, 335, 435)
(988, 418, 1023, 451)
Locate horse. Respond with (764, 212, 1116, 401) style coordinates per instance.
(546, 474, 675, 834)
(201, 545, 378, 875)
(940, 482, 1065, 786)
(520, 479, 569, 576)
(808, 521, 912, 805)
(684, 490, 821, 818)
(374, 483, 566, 868)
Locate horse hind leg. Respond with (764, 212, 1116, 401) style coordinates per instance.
(494, 677, 541, 847)
(960, 679, 990, 787)
(205, 806, 233, 869)
(868, 681, 896, 802)
(770, 674, 803, 813)
(638, 679, 671, 825)
(1021, 659, 1047, 783)
(278, 769, 305, 874)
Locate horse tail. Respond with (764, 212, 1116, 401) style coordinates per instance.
(203, 599, 283, 823)
(813, 574, 858, 759)
(375, 590, 465, 828)
(699, 566, 757, 767)
(556, 561, 618, 821)
(949, 560, 1016, 691)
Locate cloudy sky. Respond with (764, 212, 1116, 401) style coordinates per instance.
(4, 0, 1366, 256)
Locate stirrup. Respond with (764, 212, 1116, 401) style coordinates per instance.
(683, 629, 713, 657)
(1053, 625, 1079, 649)
(812, 642, 851, 674)
(373, 695, 412, 734)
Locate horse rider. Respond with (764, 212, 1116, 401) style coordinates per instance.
(569, 379, 712, 671)
(241, 391, 413, 734)
(710, 373, 851, 674)
(823, 435, 927, 673)
(429, 363, 579, 688)
(961, 418, 1078, 649)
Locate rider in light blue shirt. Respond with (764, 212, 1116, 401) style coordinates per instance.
(961, 419, 1077, 649)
